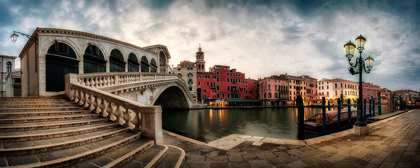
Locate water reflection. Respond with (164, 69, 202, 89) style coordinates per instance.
(162, 108, 325, 142)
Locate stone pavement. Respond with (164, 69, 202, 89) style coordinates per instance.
(162, 109, 420, 168)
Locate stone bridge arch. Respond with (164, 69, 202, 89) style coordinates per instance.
(151, 80, 193, 109)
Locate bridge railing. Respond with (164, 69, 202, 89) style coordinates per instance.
(76, 72, 178, 88)
(65, 73, 163, 145)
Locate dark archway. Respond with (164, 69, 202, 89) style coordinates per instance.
(46, 41, 79, 91)
(154, 86, 189, 109)
(197, 88, 202, 102)
(141, 56, 149, 72)
(150, 58, 157, 73)
(84, 44, 106, 73)
(159, 51, 166, 73)
(109, 49, 125, 72)
(128, 53, 139, 72)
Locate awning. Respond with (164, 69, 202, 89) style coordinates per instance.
(225, 99, 262, 103)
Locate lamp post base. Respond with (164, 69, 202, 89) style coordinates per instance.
(353, 125, 370, 135)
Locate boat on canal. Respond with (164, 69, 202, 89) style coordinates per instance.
(304, 108, 358, 132)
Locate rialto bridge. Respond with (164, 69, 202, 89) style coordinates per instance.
(18, 27, 199, 109)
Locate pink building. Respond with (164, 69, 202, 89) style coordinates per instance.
(258, 75, 288, 106)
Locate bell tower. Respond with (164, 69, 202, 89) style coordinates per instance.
(195, 44, 206, 72)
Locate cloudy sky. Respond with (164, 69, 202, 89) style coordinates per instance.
(0, 0, 419, 90)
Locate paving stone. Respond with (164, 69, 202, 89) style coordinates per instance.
(35, 153, 59, 162)
(256, 153, 277, 160)
(183, 162, 210, 168)
(364, 163, 379, 168)
(394, 162, 412, 168)
(378, 162, 396, 168)
(206, 156, 228, 162)
(384, 156, 400, 163)
(6, 155, 39, 166)
(187, 154, 206, 162)
(369, 157, 385, 165)
(210, 162, 229, 168)
(241, 154, 258, 161)
(398, 155, 414, 162)
(0, 157, 7, 167)
(229, 161, 250, 168)
(247, 159, 271, 168)
(72, 161, 99, 168)
(228, 155, 243, 162)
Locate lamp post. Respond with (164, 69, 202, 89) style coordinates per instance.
(344, 34, 374, 130)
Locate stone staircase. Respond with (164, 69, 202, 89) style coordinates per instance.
(0, 97, 184, 168)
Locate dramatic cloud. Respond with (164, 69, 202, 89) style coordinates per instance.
(0, 0, 419, 90)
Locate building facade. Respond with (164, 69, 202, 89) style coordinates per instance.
(362, 82, 381, 101)
(0, 55, 20, 97)
(317, 78, 358, 104)
(174, 60, 197, 100)
(258, 75, 288, 106)
(18, 28, 172, 97)
(194, 46, 258, 105)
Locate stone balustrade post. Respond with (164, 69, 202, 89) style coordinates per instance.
(65, 73, 78, 99)
(141, 106, 163, 145)
(114, 75, 119, 85)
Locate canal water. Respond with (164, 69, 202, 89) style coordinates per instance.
(162, 107, 338, 142)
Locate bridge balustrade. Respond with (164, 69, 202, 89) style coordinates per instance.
(65, 73, 163, 144)
(76, 72, 178, 88)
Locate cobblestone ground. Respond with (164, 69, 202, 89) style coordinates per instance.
(163, 109, 420, 168)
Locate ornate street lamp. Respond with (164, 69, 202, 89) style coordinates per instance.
(345, 34, 374, 129)
(10, 31, 31, 43)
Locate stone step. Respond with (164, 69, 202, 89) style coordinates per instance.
(0, 102, 80, 108)
(0, 127, 132, 156)
(0, 106, 86, 112)
(3, 133, 147, 167)
(152, 145, 185, 168)
(0, 114, 100, 124)
(120, 145, 168, 168)
(0, 100, 70, 105)
(0, 118, 109, 132)
(0, 100, 71, 107)
(0, 122, 119, 142)
(73, 138, 155, 168)
(0, 110, 92, 117)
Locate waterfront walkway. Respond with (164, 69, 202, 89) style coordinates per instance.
(163, 109, 420, 168)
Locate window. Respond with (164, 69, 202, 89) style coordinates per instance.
(327, 86, 329, 89)
(6, 62, 12, 72)
(217, 77, 219, 82)
(198, 82, 201, 86)
(227, 78, 229, 82)
(268, 85, 271, 90)
(188, 73, 193, 78)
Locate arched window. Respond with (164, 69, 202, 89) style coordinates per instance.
(188, 79, 193, 91)
(188, 73, 193, 78)
(159, 51, 166, 73)
(141, 56, 149, 72)
(109, 49, 125, 72)
(6, 62, 12, 72)
(46, 41, 79, 91)
(84, 43, 106, 73)
(128, 53, 139, 72)
(150, 58, 157, 72)
(268, 92, 272, 98)
(275, 93, 278, 98)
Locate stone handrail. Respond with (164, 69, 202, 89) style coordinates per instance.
(65, 73, 163, 145)
(76, 72, 178, 88)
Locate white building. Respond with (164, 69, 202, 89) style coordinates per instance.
(174, 60, 197, 101)
(0, 55, 20, 97)
(317, 78, 358, 103)
(17, 28, 172, 97)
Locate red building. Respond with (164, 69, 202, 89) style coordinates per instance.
(194, 46, 258, 106)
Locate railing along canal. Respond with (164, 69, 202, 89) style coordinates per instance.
(65, 73, 164, 144)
